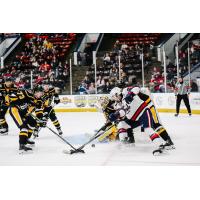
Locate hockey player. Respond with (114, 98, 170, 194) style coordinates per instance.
(35, 83, 63, 136)
(0, 76, 18, 135)
(32, 86, 48, 137)
(123, 86, 174, 150)
(8, 88, 38, 152)
(109, 86, 174, 154)
(109, 87, 140, 144)
(97, 96, 118, 142)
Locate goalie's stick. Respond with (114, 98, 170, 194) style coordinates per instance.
(64, 122, 115, 154)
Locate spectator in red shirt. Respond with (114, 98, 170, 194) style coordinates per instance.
(39, 61, 51, 72)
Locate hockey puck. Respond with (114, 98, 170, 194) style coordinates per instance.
(91, 144, 95, 148)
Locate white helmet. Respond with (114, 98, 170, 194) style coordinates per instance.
(110, 87, 122, 101)
(122, 87, 129, 97)
(131, 87, 140, 95)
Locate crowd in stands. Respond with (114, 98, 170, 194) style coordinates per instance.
(77, 34, 159, 94)
(0, 33, 76, 93)
(149, 40, 200, 93)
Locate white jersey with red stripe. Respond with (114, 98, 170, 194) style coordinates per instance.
(123, 94, 148, 121)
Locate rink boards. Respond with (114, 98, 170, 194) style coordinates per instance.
(55, 93, 200, 114)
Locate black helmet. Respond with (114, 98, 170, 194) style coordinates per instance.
(4, 75, 14, 82)
(33, 85, 43, 93)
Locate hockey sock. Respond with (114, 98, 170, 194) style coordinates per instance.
(28, 129, 34, 138)
(53, 120, 60, 129)
(157, 128, 171, 141)
(19, 128, 28, 144)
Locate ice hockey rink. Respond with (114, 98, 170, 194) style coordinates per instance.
(0, 112, 200, 166)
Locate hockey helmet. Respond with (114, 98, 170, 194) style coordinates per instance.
(4, 75, 14, 82)
(110, 87, 122, 101)
(99, 96, 110, 109)
(131, 87, 140, 95)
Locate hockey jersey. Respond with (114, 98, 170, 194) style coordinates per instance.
(0, 83, 18, 106)
(42, 87, 59, 107)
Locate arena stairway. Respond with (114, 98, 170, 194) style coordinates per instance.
(4, 35, 27, 65)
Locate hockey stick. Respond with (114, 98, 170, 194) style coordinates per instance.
(29, 111, 84, 153)
(45, 125, 84, 153)
(33, 105, 55, 139)
(66, 122, 115, 154)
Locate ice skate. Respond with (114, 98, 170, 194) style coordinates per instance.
(159, 138, 175, 150)
(27, 138, 35, 147)
(0, 128, 8, 136)
(57, 128, 63, 135)
(19, 144, 33, 154)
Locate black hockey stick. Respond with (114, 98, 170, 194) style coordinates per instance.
(45, 125, 84, 153)
(29, 112, 84, 153)
(67, 122, 115, 154)
(33, 105, 55, 138)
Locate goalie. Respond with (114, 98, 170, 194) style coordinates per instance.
(97, 96, 118, 142)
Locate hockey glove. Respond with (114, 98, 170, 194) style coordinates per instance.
(109, 112, 120, 122)
(54, 99, 60, 104)
(124, 93, 135, 104)
(37, 119, 46, 128)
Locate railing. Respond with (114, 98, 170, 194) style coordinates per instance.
(157, 33, 186, 63)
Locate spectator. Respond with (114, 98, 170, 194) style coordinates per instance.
(102, 81, 112, 93)
(121, 42, 128, 50)
(78, 82, 88, 94)
(110, 66, 118, 81)
(96, 75, 105, 88)
(88, 82, 96, 94)
(166, 56, 171, 66)
(103, 53, 111, 65)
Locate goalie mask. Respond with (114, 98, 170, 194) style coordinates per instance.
(99, 96, 110, 109)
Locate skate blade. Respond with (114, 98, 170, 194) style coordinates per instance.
(0, 132, 8, 136)
(19, 150, 33, 155)
(165, 146, 175, 150)
(153, 149, 170, 156)
(27, 144, 35, 148)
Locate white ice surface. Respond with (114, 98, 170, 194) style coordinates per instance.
(0, 112, 200, 166)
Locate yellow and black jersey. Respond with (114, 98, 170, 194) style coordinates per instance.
(43, 87, 59, 107)
(102, 100, 116, 120)
(0, 83, 18, 106)
(34, 97, 45, 119)
(8, 89, 37, 111)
